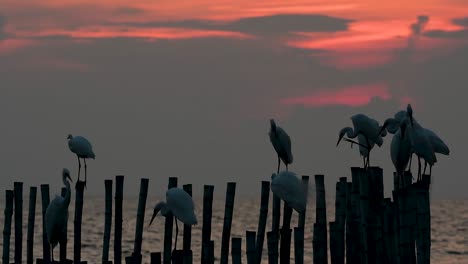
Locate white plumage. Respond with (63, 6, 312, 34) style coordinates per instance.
(67, 134, 95, 186)
(45, 168, 73, 262)
(149, 187, 197, 251)
(337, 114, 385, 168)
(271, 171, 306, 213)
(269, 119, 293, 173)
(381, 118, 412, 177)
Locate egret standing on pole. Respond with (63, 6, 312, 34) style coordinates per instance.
(149, 187, 197, 253)
(271, 171, 306, 213)
(45, 168, 73, 262)
(269, 119, 293, 174)
(67, 134, 95, 187)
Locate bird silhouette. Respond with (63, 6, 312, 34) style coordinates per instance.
(149, 187, 197, 253)
(67, 134, 95, 187)
(337, 114, 385, 168)
(45, 168, 73, 262)
(271, 171, 306, 213)
(269, 119, 293, 174)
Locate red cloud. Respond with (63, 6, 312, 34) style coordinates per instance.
(280, 83, 391, 107)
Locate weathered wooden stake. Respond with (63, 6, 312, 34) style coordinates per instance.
(60, 187, 68, 262)
(74, 181, 86, 263)
(231, 237, 242, 264)
(132, 178, 149, 264)
(313, 174, 327, 264)
(416, 174, 431, 264)
(14, 182, 23, 264)
(334, 177, 346, 264)
(2, 190, 14, 264)
(246, 231, 257, 264)
(358, 168, 369, 264)
(220, 182, 236, 264)
(267, 231, 279, 264)
(329, 222, 339, 264)
(27, 186, 37, 264)
(182, 184, 193, 264)
(279, 203, 292, 264)
(103, 180, 113, 264)
(115, 175, 125, 264)
(255, 181, 270, 263)
(201, 185, 214, 263)
(40, 184, 51, 262)
(293, 227, 304, 264)
(163, 177, 177, 264)
(150, 252, 162, 264)
(202, 240, 214, 264)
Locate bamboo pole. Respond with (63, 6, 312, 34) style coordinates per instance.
(60, 187, 68, 262)
(201, 185, 214, 263)
(103, 180, 113, 264)
(163, 177, 178, 264)
(279, 203, 293, 264)
(416, 174, 431, 264)
(255, 181, 270, 264)
(14, 182, 23, 264)
(220, 182, 236, 264)
(231, 237, 242, 264)
(2, 190, 14, 264)
(40, 184, 51, 263)
(313, 174, 327, 264)
(394, 188, 412, 264)
(267, 231, 279, 264)
(131, 178, 149, 264)
(115, 175, 125, 264)
(329, 222, 338, 264)
(358, 168, 369, 264)
(246, 231, 257, 264)
(27, 186, 37, 264)
(74, 181, 86, 263)
(293, 227, 304, 264)
(182, 184, 193, 264)
(172, 250, 184, 264)
(271, 173, 281, 264)
(203, 241, 214, 264)
(345, 182, 356, 264)
(334, 177, 346, 264)
(369, 167, 384, 263)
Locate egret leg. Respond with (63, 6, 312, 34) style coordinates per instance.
(174, 218, 179, 252)
(417, 157, 421, 181)
(408, 154, 413, 172)
(77, 156, 81, 182)
(84, 158, 88, 188)
(363, 156, 366, 168)
(423, 161, 427, 178)
(366, 137, 371, 168)
(277, 157, 280, 174)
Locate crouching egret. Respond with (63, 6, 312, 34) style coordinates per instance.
(337, 114, 385, 168)
(45, 168, 73, 262)
(149, 187, 197, 252)
(271, 171, 306, 213)
(269, 119, 293, 173)
(67, 134, 95, 187)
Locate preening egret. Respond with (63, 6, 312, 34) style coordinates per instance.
(149, 187, 197, 252)
(380, 118, 412, 182)
(269, 119, 293, 173)
(337, 114, 385, 168)
(271, 171, 306, 213)
(45, 168, 73, 262)
(67, 134, 95, 187)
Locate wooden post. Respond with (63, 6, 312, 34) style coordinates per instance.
(313, 174, 327, 264)
(74, 181, 86, 263)
(203, 241, 214, 264)
(163, 177, 178, 264)
(267, 231, 279, 264)
(358, 168, 369, 264)
(27, 186, 37, 264)
(231, 237, 242, 264)
(59, 187, 68, 262)
(416, 174, 431, 264)
(201, 185, 214, 264)
(368, 167, 384, 263)
(150, 252, 162, 264)
(220, 182, 236, 264)
(298, 176, 309, 228)
(40, 184, 51, 263)
(329, 222, 338, 264)
(394, 186, 415, 264)
(279, 203, 292, 264)
(246, 231, 257, 264)
(345, 182, 357, 264)
(182, 184, 193, 264)
(334, 177, 346, 264)
(103, 180, 113, 264)
(293, 227, 304, 264)
(172, 250, 184, 264)
(115, 175, 125, 264)
(129, 178, 149, 264)
(255, 181, 270, 264)
(2, 190, 14, 264)
(14, 182, 23, 264)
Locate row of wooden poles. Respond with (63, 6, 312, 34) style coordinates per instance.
(2, 167, 431, 264)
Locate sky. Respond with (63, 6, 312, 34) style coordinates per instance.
(1, 0, 467, 199)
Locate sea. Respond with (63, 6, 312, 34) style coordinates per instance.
(0, 197, 467, 263)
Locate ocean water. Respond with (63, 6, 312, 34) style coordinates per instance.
(0, 196, 467, 263)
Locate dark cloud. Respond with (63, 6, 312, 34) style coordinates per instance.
(410, 15, 429, 35)
(109, 14, 352, 35)
(452, 17, 468, 28)
(424, 16, 468, 39)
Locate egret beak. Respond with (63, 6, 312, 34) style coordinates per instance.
(336, 134, 344, 146)
(149, 207, 161, 226)
(67, 175, 73, 182)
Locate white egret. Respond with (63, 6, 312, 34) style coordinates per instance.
(271, 171, 306, 213)
(337, 114, 385, 168)
(45, 168, 73, 262)
(149, 187, 197, 252)
(67, 134, 95, 186)
(269, 119, 293, 173)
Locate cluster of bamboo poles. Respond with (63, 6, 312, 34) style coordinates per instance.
(1, 167, 431, 264)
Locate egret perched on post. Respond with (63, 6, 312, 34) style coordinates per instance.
(67, 134, 95, 187)
(271, 171, 306, 213)
(269, 119, 293, 174)
(337, 114, 385, 168)
(149, 187, 197, 252)
(45, 168, 73, 262)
